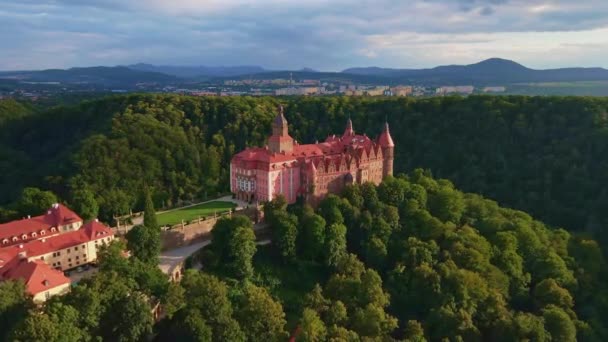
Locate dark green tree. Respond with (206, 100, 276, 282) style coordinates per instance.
(235, 284, 288, 342)
(14, 187, 58, 217)
(143, 187, 159, 230)
(0, 281, 32, 341)
(126, 224, 161, 264)
(70, 188, 99, 220)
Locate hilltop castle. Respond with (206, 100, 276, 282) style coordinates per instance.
(230, 106, 394, 205)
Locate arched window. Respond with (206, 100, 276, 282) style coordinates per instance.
(51, 227, 56, 233)
(2, 239, 8, 245)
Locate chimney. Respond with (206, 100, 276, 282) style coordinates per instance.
(27, 215, 31, 219)
(43, 280, 49, 286)
(95, 218, 99, 222)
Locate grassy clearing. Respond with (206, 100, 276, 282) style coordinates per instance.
(156, 201, 236, 226)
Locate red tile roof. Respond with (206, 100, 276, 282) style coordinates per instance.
(2, 220, 113, 258)
(378, 122, 395, 147)
(2, 259, 70, 295)
(0, 204, 81, 246)
(232, 133, 378, 166)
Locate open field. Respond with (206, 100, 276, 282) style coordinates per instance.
(508, 80, 608, 96)
(156, 201, 236, 226)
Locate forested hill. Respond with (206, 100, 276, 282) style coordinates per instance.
(0, 95, 607, 240)
(3, 173, 607, 340)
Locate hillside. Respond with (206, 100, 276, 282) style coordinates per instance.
(4, 173, 607, 341)
(127, 63, 267, 78)
(0, 66, 179, 88)
(342, 58, 608, 85)
(0, 95, 607, 241)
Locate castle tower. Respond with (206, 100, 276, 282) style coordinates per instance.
(378, 121, 394, 177)
(268, 105, 294, 153)
(343, 117, 355, 137)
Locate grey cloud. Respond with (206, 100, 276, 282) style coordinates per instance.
(0, 0, 608, 70)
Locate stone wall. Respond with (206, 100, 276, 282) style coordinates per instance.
(160, 207, 260, 250)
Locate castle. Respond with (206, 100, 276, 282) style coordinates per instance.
(230, 106, 394, 205)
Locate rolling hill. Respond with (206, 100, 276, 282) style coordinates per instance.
(0, 66, 179, 88)
(342, 58, 608, 85)
(127, 63, 267, 78)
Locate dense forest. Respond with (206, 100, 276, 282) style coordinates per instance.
(2, 173, 607, 341)
(1, 95, 607, 238)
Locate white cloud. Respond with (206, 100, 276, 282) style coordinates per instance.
(1, 0, 608, 70)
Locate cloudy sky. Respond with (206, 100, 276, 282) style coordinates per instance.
(1, 0, 608, 71)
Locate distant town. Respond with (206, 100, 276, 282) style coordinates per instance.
(3, 57, 608, 100)
(0, 76, 507, 101)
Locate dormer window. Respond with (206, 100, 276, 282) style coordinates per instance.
(40, 230, 46, 236)
(32, 232, 37, 238)
(2, 239, 8, 244)
(21, 234, 27, 240)
(12, 237, 18, 242)
(51, 227, 56, 233)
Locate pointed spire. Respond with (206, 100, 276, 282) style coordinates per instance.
(344, 116, 355, 136)
(378, 121, 394, 147)
(274, 105, 287, 126)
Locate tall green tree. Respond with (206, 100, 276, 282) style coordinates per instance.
(14, 187, 58, 217)
(143, 187, 159, 230)
(235, 284, 288, 342)
(126, 224, 161, 264)
(0, 281, 32, 341)
(210, 215, 257, 279)
(298, 308, 327, 342)
(325, 223, 347, 268)
(70, 188, 99, 220)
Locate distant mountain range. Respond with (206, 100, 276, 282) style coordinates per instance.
(127, 63, 266, 78)
(0, 66, 177, 88)
(341, 58, 608, 85)
(1, 58, 608, 87)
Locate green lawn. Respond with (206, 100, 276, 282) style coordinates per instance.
(157, 201, 236, 226)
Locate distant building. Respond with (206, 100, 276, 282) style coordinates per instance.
(483, 86, 506, 93)
(436, 86, 475, 95)
(230, 106, 394, 205)
(390, 86, 413, 97)
(365, 86, 388, 96)
(0, 204, 115, 302)
(274, 87, 320, 96)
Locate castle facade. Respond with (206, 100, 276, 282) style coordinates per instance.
(230, 107, 394, 205)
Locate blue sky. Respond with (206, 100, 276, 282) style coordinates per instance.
(1, 0, 608, 70)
